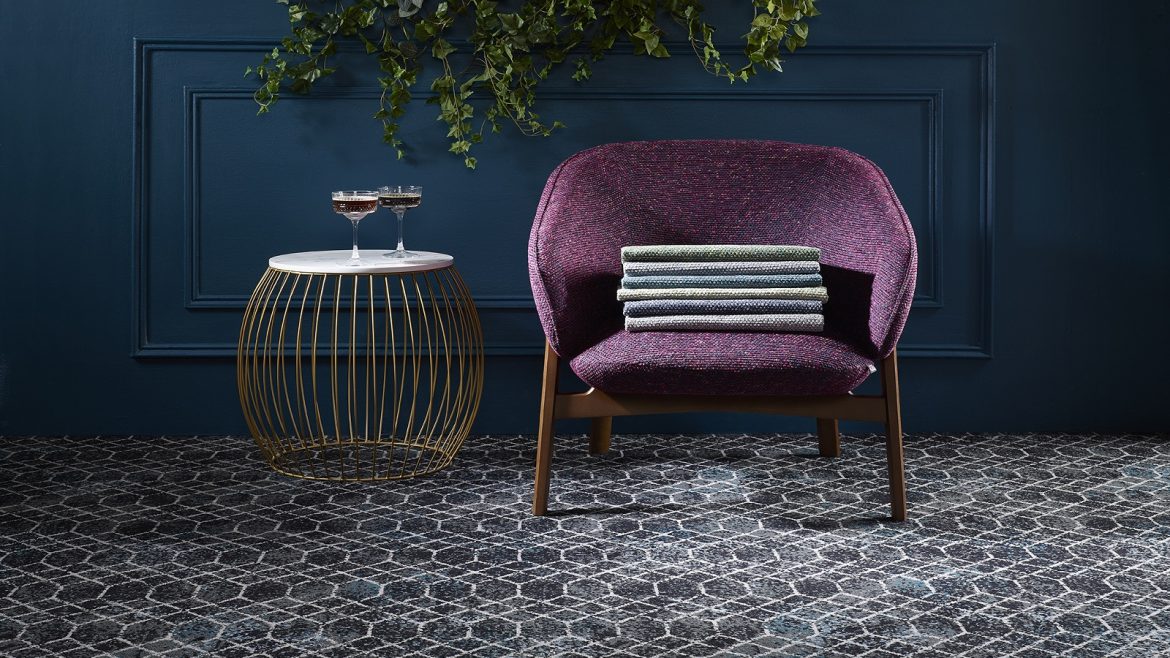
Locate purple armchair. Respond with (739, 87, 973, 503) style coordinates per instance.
(528, 140, 918, 520)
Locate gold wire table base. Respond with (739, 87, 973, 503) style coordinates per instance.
(237, 263, 484, 481)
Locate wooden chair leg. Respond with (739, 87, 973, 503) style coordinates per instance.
(533, 342, 559, 516)
(816, 418, 840, 458)
(589, 417, 612, 455)
(880, 348, 907, 521)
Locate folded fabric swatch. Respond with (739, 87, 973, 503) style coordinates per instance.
(626, 314, 825, 333)
(623, 260, 821, 276)
(621, 274, 823, 289)
(621, 244, 821, 263)
(617, 286, 829, 302)
(622, 299, 824, 317)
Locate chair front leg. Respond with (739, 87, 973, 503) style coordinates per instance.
(533, 341, 560, 516)
(880, 348, 907, 521)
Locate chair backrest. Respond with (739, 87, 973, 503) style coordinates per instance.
(528, 139, 918, 361)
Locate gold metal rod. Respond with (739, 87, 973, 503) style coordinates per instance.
(309, 274, 328, 455)
(376, 277, 393, 479)
(272, 273, 302, 462)
(405, 273, 428, 475)
(413, 270, 441, 472)
(292, 273, 311, 451)
(442, 267, 471, 465)
(349, 275, 358, 452)
(446, 268, 484, 446)
(395, 276, 412, 476)
(365, 274, 375, 479)
(290, 275, 309, 449)
(397, 274, 418, 478)
(428, 269, 457, 469)
(457, 268, 483, 454)
(238, 273, 265, 452)
(236, 267, 266, 401)
(446, 267, 475, 453)
(425, 267, 462, 469)
(433, 268, 467, 464)
(264, 271, 294, 468)
(243, 269, 282, 453)
(389, 277, 403, 471)
(421, 268, 457, 471)
(426, 269, 457, 463)
(238, 268, 276, 448)
(294, 274, 322, 480)
(256, 271, 291, 462)
(331, 275, 344, 478)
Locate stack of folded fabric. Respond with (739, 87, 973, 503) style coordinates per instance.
(618, 245, 828, 332)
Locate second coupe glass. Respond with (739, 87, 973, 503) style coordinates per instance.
(378, 185, 423, 258)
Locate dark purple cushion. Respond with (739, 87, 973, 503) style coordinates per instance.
(529, 140, 917, 362)
(570, 330, 875, 396)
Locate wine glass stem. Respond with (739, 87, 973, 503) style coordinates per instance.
(395, 210, 406, 252)
(351, 219, 361, 260)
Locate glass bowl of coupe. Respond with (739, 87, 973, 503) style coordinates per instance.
(331, 190, 379, 265)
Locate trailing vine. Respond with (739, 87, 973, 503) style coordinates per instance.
(248, 0, 820, 168)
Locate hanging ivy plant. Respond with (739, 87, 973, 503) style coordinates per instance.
(248, 0, 820, 168)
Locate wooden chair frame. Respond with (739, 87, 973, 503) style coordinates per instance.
(532, 341, 907, 521)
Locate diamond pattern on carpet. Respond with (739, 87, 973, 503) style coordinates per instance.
(1, 433, 1169, 657)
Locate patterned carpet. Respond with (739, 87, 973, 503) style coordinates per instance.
(1, 433, 1169, 657)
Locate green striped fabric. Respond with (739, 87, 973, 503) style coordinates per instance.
(621, 244, 821, 262)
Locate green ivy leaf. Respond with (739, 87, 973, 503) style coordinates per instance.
(432, 38, 456, 59)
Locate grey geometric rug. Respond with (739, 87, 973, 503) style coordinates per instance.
(1, 433, 1168, 657)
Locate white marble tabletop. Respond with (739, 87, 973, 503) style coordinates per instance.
(268, 250, 454, 274)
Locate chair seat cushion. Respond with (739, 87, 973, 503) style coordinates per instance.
(569, 331, 875, 397)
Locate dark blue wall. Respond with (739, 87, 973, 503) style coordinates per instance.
(1, 1, 1168, 435)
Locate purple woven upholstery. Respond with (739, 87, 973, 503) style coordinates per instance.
(528, 139, 917, 396)
(571, 332, 875, 396)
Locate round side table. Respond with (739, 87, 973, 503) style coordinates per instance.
(237, 250, 483, 481)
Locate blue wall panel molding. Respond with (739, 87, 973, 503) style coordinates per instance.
(134, 38, 993, 359)
(184, 87, 944, 309)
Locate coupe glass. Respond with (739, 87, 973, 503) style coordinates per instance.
(332, 190, 379, 265)
(378, 185, 423, 258)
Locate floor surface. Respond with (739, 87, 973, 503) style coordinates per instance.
(1, 433, 1168, 657)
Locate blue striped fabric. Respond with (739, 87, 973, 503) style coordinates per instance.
(621, 274, 823, 289)
(623, 299, 824, 317)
